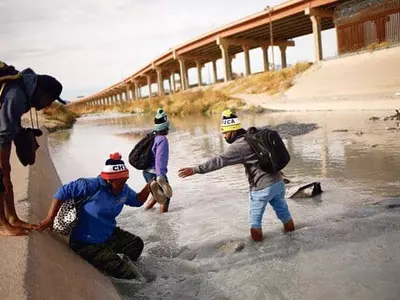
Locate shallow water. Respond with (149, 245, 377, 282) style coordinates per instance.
(48, 110, 400, 300)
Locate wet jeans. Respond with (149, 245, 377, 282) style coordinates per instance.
(70, 227, 144, 279)
(249, 180, 292, 228)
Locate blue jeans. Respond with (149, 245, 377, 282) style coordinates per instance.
(249, 181, 292, 229)
(142, 171, 171, 207)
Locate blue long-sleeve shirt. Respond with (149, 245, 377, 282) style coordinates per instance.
(150, 135, 169, 177)
(54, 176, 143, 244)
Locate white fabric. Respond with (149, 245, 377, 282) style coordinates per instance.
(220, 117, 241, 126)
(102, 164, 127, 173)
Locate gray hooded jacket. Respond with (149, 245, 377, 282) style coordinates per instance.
(0, 69, 37, 149)
(193, 135, 282, 191)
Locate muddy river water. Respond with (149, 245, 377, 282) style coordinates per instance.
(48, 110, 400, 300)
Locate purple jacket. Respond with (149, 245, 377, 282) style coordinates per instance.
(151, 135, 169, 177)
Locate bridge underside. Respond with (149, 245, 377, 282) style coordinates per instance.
(75, 0, 348, 106)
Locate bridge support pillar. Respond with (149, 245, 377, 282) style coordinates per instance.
(167, 76, 172, 94)
(242, 46, 251, 76)
(125, 85, 132, 101)
(139, 84, 143, 99)
(196, 61, 203, 86)
(261, 46, 269, 72)
(218, 40, 232, 82)
(133, 81, 139, 100)
(171, 72, 177, 92)
(147, 75, 153, 98)
(212, 60, 218, 83)
(156, 68, 164, 96)
(279, 45, 287, 68)
(311, 15, 323, 61)
(305, 7, 334, 62)
(178, 59, 188, 90)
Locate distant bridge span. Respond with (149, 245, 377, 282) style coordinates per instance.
(75, 0, 345, 106)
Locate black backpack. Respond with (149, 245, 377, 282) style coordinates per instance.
(244, 126, 290, 173)
(129, 132, 156, 170)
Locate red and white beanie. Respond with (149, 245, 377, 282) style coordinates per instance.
(100, 152, 129, 180)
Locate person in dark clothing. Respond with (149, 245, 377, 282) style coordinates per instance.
(0, 65, 66, 236)
(179, 110, 295, 242)
(37, 152, 151, 279)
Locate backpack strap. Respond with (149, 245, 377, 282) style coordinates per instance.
(0, 74, 22, 82)
(0, 83, 6, 109)
(75, 178, 102, 207)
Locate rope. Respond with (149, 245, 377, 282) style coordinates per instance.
(29, 109, 34, 128)
(35, 109, 39, 128)
(0, 83, 6, 110)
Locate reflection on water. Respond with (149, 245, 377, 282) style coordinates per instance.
(48, 110, 400, 300)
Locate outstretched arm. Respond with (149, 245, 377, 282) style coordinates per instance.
(137, 183, 151, 203)
(179, 143, 244, 178)
(178, 167, 195, 178)
(36, 199, 63, 231)
(125, 183, 151, 207)
(36, 178, 94, 231)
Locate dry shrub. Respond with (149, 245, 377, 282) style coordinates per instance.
(69, 63, 310, 117)
(42, 103, 78, 125)
(70, 90, 244, 117)
(367, 41, 390, 52)
(221, 62, 312, 95)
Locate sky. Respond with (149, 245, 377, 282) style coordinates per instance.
(1, 0, 337, 100)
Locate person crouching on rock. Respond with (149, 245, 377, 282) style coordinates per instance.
(37, 152, 156, 280)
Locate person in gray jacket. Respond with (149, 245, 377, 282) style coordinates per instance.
(178, 109, 294, 242)
(0, 64, 65, 236)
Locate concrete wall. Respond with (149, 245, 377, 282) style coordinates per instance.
(0, 129, 121, 300)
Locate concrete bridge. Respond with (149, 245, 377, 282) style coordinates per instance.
(74, 0, 345, 107)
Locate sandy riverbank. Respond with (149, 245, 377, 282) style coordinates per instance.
(237, 46, 400, 112)
(0, 129, 121, 300)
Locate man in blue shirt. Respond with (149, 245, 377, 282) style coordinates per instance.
(37, 152, 154, 280)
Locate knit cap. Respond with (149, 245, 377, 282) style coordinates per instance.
(100, 152, 129, 180)
(220, 109, 242, 133)
(154, 108, 170, 132)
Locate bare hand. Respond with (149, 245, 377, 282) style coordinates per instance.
(178, 168, 195, 178)
(36, 218, 54, 232)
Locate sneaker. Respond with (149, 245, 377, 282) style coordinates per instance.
(156, 176, 173, 198)
(150, 181, 168, 204)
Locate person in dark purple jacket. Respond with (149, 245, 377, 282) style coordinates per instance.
(143, 108, 172, 213)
